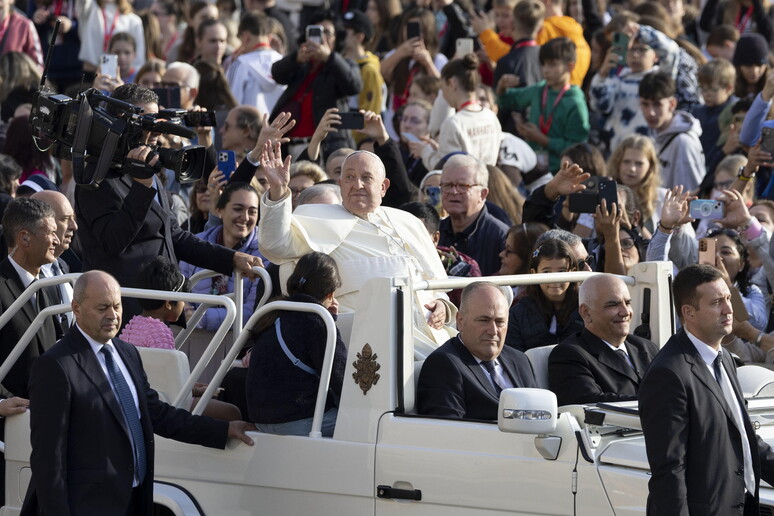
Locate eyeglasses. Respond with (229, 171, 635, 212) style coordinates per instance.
(629, 45, 652, 55)
(577, 255, 596, 270)
(440, 182, 481, 193)
(161, 81, 189, 89)
(620, 238, 636, 250)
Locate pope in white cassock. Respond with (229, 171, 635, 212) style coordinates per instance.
(257, 142, 455, 355)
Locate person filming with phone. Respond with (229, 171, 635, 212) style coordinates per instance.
(270, 11, 362, 160)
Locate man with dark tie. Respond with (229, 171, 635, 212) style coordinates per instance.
(22, 271, 256, 515)
(32, 190, 78, 329)
(640, 264, 774, 515)
(548, 274, 659, 406)
(0, 197, 62, 398)
(417, 281, 537, 420)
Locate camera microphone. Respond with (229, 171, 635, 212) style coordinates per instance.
(151, 120, 196, 139)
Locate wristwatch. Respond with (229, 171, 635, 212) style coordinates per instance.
(738, 165, 755, 181)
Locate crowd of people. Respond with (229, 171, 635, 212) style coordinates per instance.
(5, 0, 774, 512)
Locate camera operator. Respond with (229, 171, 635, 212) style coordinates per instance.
(74, 84, 262, 321)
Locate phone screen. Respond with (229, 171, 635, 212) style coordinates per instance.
(407, 21, 421, 40)
(611, 33, 629, 65)
(306, 25, 323, 44)
(100, 54, 118, 79)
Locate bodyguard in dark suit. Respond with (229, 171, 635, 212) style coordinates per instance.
(22, 271, 256, 516)
(74, 84, 262, 319)
(0, 198, 62, 398)
(548, 274, 659, 406)
(640, 265, 774, 516)
(417, 281, 537, 420)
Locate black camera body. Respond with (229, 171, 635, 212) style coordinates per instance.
(30, 87, 213, 188)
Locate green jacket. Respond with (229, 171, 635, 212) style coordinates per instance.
(498, 80, 590, 172)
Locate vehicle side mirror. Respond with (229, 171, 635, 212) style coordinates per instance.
(498, 388, 558, 434)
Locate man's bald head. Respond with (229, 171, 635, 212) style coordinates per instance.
(338, 151, 390, 217)
(31, 191, 77, 256)
(73, 271, 123, 343)
(578, 274, 633, 347)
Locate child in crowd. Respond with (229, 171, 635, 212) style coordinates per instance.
(494, 0, 544, 91)
(498, 37, 589, 173)
(108, 32, 138, 83)
(408, 75, 442, 105)
(470, 0, 520, 65)
(705, 24, 740, 61)
(589, 34, 660, 153)
(691, 59, 738, 174)
(119, 256, 242, 421)
(733, 32, 770, 99)
(246, 252, 347, 438)
(639, 71, 705, 191)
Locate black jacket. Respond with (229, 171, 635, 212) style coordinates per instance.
(640, 329, 774, 515)
(438, 204, 509, 276)
(505, 295, 584, 352)
(246, 293, 347, 424)
(548, 328, 658, 406)
(270, 51, 362, 156)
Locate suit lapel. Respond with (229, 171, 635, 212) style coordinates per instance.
(583, 330, 639, 383)
(679, 332, 740, 427)
(69, 329, 132, 442)
(498, 352, 524, 388)
(454, 338, 499, 399)
(0, 259, 37, 324)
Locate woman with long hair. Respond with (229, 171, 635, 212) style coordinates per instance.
(505, 239, 584, 351)
(498, 222, 549, 276)
(606, 135, 666, 237)
(168, 1, 218, 64)
(365, 0, 402, 56)
(410, 53, 501, 170)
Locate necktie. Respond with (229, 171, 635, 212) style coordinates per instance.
(615, 348, 635, 371)
(481, 360, 503, 395)
(715, 351, 756, 493)
(49, 261, 69, 328)
(101, 345, 147, 484)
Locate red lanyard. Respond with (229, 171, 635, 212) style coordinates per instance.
(514, 39, 537, 49)
(457, 100, 479, 111)
(163, 32, 178, 59)
(538, 83, 569, 135)
(393, 65, 419, 111)
(735, 6, 754, 32)
(101, 7, 119, 52)
(53, 0, 64, 16)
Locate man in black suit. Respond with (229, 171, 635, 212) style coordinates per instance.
(548, 274, 658, 406)
(22, 271, 255, 515)
(74, 84, 261, 320)
(0, 197, 62, 398)
(640, 264, 774, 515)
(32, 190, 77, 329)
(417, 281, 537, 420)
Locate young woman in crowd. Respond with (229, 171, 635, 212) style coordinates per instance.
(108, 32, 138, 83)
(182, 179, 210, 234)
(398, 99, 433, 185)
(246, 251, 347, 437)
(77, 0, 145, 74)
(505, 239, 584, 351)
(134, 59, 165, 88)
(180, 182, 266, 332)
(168, 0, 218, 64)
(366, 0, 402, 56)
(498, 222, 549, 276)
(606, 135, 666, 237)
(410, 53, 502, 170)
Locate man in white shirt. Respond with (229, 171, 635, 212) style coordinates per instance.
(0, 197, 61, 397)
(258, 143, 453, 351)
(640, 264, 774, 515)
(32, 190, 78, 328)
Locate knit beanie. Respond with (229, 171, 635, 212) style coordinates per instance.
(733, 33, 770, 67)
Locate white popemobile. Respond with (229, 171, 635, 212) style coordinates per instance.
(2, 261, 774, 515)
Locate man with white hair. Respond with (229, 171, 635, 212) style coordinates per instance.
(439, 154, 508, 276)
(259, 143, 454, 350)
(548, 274, 658, 406)
(162, 62, 200, 109)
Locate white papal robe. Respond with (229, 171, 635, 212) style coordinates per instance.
(258, 192, 455, 355)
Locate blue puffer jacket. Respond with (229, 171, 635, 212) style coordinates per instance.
(179, 225, 267, 331)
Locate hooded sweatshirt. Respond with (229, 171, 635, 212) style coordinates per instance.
(655, 110, 705, 191)
(536, 16, 591, 87)
(226, 47, 287, 116)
